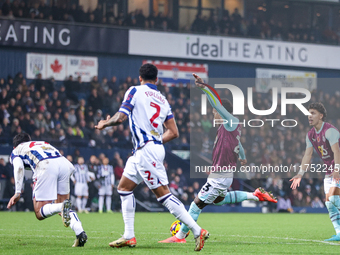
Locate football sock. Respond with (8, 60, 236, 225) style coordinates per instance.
(98, 195, 104, 211)
(106, 195, 112, 211)
(247, 192, 259, 201)
(214, 191, 253, 205)
(327, 196, 340, 234)
(118, 190, 135, 240)
(69, 210, 84, 236)
(82, 198, 87, 211)
(40, 203, 62, 218)
(76, 198, 82, 211)
(158, 193, 201, 238)
(176, 201, 202, 239)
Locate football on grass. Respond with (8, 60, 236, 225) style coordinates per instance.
(170, 220, 190, 238)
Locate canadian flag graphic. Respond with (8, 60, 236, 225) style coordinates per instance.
(47, 55, 66, 80)
(51, 59, 62, 73)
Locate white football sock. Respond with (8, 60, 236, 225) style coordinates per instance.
(40, 203, 62, 218)
(158, 193, 201, 238)
(106, 195, 112, 211)
(176, 201, 201, 239)
(118, 190, 135, 240)
(98, 196, 104, 211)
(69, 210, 84, 236)
(76, 198, 82, 211)
(247, 192, 259, 201)
(82, 198, 88, 211)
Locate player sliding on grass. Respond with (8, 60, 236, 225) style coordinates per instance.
(95, 63, 209, 251)
(7, 133, 87, 247)
(290, 103, 340, 241)
(159, 73, 277, 244)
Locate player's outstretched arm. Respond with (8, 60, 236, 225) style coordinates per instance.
(7, 157, 24, 209)
(162, 118, 179, 144)
(95, 112, 127, 130)
(290, 146, 313, 189)
(238, 141, 247, 166)
(192, 73, 238, 131)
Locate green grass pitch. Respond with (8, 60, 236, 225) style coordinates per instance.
(0, 212, 339, 254)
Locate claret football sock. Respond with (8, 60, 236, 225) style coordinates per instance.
(69, 210, 84, 236)
(158, 193, 201, 238)
(214, 191, 251, 205)
(40, 203, 62, 218)
(118, 190, 135, 240)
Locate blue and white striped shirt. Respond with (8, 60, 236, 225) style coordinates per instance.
(71, 164, 90, 184)
(97, 164, 115, 186)
(10, 141, 61, 172)
(118, 83, 174, 151)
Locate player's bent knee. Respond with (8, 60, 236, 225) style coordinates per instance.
(117, 187, 131, 192)
(194, 197, 206, 209)
(34, 210, 45, 221)
(329, 195, 337, 205)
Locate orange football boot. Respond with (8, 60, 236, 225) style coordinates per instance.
(109, 237, 137, 248)
(253, 187, 277, 203)
(194, 229, 210, 251)
(158, 236, 186, 243)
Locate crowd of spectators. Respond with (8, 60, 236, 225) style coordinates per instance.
(0, 0, 175, 31)
(0, 71, 191, 149)
(190, 9, 340, 45)
(1, 0, 340, 45)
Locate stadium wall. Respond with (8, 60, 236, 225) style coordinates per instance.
(1, 47, 340, 93)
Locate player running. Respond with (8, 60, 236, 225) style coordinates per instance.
(159, 73, 277, 244)
(290, 103, 340, 241)
(7, 133, 87, 247)
(95, 63, 209, 251)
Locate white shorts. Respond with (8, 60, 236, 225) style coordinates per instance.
(324, 175, 340, 194)
(33, 157, 75, 201)
(98, 185, 113, 196)
(123, 142, 169, 190)
(198, 177, 233, 204)
(74, 182, 89, 197)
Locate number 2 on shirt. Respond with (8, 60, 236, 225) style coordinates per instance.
(149, 102, 160, 128)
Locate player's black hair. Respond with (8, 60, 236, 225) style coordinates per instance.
(308, 102, 327, 121)
(221, 99, 233, 114)
(139, 63, 158, 81)
(13, 133, 31, 147)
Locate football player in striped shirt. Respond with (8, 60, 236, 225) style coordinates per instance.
(71, 157, 94, 213)
(95, 63, 209, 251)
(7, 133, 87, 247)
(97, 157, 115, 213)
